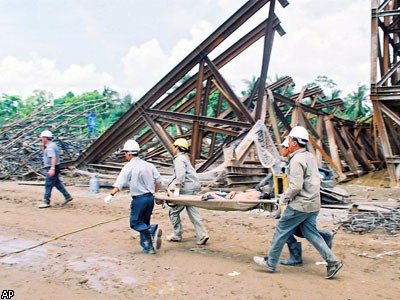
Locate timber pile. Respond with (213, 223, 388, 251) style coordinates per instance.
(0, 98, 109, 180)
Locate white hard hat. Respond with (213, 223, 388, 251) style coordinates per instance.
(122, 139, 140, 153)
(40, 130, 53, 138)
(289, 126, 309, 144)
(281, 137, 289, 148)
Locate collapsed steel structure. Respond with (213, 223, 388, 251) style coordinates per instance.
(0, 98, 109, 180)
(71, 0, 383, 186)
(0, 0, 389, 186)
(371, 0, 400, 185)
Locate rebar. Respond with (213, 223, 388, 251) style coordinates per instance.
(334, 209, 400, 235)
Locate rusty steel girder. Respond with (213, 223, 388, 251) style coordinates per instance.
(371, 0, 400, 185)
(70, 0, 383, 185)
(75, 0, 284, 166)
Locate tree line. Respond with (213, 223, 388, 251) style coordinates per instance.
(0, 75, 370, 139)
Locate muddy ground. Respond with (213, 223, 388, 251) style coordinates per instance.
(0, 180, 399, 300)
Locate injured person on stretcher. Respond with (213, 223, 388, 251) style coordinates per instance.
(201, 190, 262, 201)
(156, 189, 278, 213)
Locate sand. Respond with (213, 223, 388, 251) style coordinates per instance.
(0, 181, 399, 300)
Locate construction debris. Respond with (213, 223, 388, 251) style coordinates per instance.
(334, 206, 400, 235)
(70, 2, 382, 188)
(0, 0, 393, 195)
(0, 98, 109, 180)
(357, 250, 400, 259)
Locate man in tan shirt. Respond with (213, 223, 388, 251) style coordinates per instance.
(253, 126, 343, 279)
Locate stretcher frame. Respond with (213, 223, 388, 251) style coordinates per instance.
(154, 193, 282, 218)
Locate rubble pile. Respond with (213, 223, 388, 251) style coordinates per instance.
(335, 206, 400, 235)
(0, 98, 108, 180)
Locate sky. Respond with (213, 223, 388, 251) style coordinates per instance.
(0, 0, 370, 100)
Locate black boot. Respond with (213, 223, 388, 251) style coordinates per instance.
(279, 241, 303, 266)
(319, 230, 333, 249)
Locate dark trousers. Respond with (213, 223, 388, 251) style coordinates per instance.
(129, 193, 155, 251)
(44, 166, 71, 203)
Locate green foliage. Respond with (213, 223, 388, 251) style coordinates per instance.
(241, 76, 258, 96)
(0, 86, 134, 139)
(0, 76, 371, 140)
(337, 84, 371, 120)
(308, 75, 342, 100)
(306, 77, 371, 121)
(205, 91, 229, 117)
(0, 94, 24, 123)
(239, 74, 370, 123)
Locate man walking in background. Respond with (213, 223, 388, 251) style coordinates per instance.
(39, 130, 73, 208)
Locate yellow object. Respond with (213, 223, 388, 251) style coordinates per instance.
(270, 168, 288, 197)
(271, 167, 288, 218)
(173, 138, 189, 150)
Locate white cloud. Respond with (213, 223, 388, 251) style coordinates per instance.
(267, 0, 370, 96)
(121, 39, 169, 97)
(120, 21, 214, 98)
(0, 0, 370, 101)
(172, 20, 214, 59)
(0, 56, 113, 97)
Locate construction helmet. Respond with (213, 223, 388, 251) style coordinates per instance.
(289, 126, 309, 144)
(281, 137, 289, 148)
(40, 130, 53, 138)
(122, 139, 140, 153)
(173, 138, 189, 150)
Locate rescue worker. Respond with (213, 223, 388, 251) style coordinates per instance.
(87, 110, 96, 138)
(277, 138, 334, 266)
(253, 126, 343, 279)
(256, 138, 290, 198)
(39, 130, 73, 208)
(104, 139, 162, 254)
(166, 138, 209, 245)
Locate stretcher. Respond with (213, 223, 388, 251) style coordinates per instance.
(154, 192, 282, 218)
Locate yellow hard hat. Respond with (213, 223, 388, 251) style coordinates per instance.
(173, 138, 189, 150)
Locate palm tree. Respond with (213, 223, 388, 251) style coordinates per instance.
(241, 75, 258, 96)
(340, 84, 370, 120)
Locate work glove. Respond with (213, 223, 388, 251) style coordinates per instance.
(104, 194, 113, 204)
(173, 188, 180, 197)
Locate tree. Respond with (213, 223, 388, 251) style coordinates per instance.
(338, 84, 371, 120)
(0, 94, 23, 123)
(23, 90, 50, 115)
(241, 76, 258, 96)
(308, 75, 341, 100)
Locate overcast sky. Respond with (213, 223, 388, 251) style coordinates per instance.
(0, 0, 370, 100)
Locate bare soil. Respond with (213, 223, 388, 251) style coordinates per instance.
(0, 181, 399, 300)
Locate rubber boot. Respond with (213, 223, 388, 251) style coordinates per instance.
(319, 230, 333, 249)
(279, 241, 303, 266)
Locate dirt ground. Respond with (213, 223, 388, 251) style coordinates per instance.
(0, 180, 399, 300)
